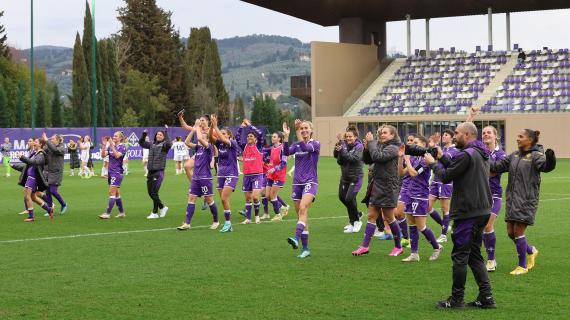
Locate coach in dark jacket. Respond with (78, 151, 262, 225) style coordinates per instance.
(334, 127, 364, 231)
(42, 133, 68, 213)
(425, 122, 495, 310)
(139, 126, 172, 219)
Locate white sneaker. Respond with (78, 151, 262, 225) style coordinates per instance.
(98, 213, 111, 219)
(159, 206, 169, 218)
(280, 205, 290, 217)
(429, 245, 443, 261)
(343, 224, 352, 230)
(255, 216, 261, 224)
(374, 230, 384, 237)
(486, 259, 497, 272)
(115, 213, 126, 218)
(271, 214, 282, 221)
(147, 213, 159, 219)
(177, 223, 191, 230)
(344, 225, 354, 233)
(402, 253, 420, 262)
(210, 222, 220, 230)
(353, 221, 363, 233)
(240, 219, 251, 225)
(437, 234, 448, 243)
(260, 214, 270, 220)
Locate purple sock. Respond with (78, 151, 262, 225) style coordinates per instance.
(398, 218, 409, 239)
(209, 202, 218, 223)
(388, 220, 402, 249)
(185, 203, 196, 224)
(27, 208, 34, 219)
(301, 231, 309, 250)
(253, 202, 260, 217)
(294, 222, 305, 240)
(277, 196, 287, 207)
(106, 197, 116, 214)
(430, 209, 443, 226)
(116, 197, 124, 213)
(483, 232, 496, 260)
(41, 203, 51, 213)
(224, 210, 231, 222)
(526, 244, 534, 255)
(361, 222, 376, 247)
(41, 193, 50, 205)
(262, 197, 269, 214)
(409, 225, 419, 253)
(245, 203, 252, 219)
(270, 198, 281, 214)
(442, 214, 450, 235)
(421, 226, 439, 249)
(515, 237, 528, 268)
(50, 185, 66, 207)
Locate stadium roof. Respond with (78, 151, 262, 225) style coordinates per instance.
(242, 0, 570, 26)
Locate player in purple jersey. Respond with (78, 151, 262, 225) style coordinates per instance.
(399, 135, 443, 262)
(428, 129, 458, 243)
(283, 120, 320, 259)
(177, 119, 220, 231)
(480, 125, 506, 272)
(209, 115, 240, 233)
(394, 134, 416, 246)
(352, 125, 403, 257)
(98, 132, 127, 219)
(18, 138, 51, 222)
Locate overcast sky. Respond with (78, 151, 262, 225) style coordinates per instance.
(2, 1, 570, 53)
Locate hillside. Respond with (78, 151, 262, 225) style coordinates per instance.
(14, 35, 311, 103)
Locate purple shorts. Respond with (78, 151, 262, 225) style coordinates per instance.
(242, 174, 264, 192)
(398, 187, 410, 204)
(189, 179, 213, 197)
(429, 182, 453, 199)
(353, 177, 363, 194)
(491, 197, 502, 215)
(217, 176, 238, 190)
(24, 176, 37, 192)
(265, 179, 285, 188)
(108, 174, 124, 187)
(405, 198, 429, 216)
(291, 183, 318, 201)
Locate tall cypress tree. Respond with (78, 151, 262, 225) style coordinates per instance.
(72, 32, 91, 126)
(233, 96, 245, 125)
(106, 39, 121, 126)
(36, 89, 46, 127)
(51, 84, 63, 127)
(0, 84, 11, 127)
(82, 1, 94, 77)
(0, 10, 10, 59)
(96, 40, 107, 126)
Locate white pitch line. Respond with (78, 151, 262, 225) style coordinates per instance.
(0, 215, 347, 245)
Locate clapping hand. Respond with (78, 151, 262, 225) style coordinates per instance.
(365, 132, 374, 142)
(211, 114, 218, 128)
(424, 153, 435, 165)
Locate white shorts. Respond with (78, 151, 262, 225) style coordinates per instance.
(174, 155, 189, 162)
(104, 155, 109, 163)
(80, 152, 89, 163)
(142, 156, 149, 162)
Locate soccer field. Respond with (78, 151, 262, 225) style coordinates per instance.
(0, 158, 568, 319)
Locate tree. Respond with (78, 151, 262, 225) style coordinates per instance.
(122, 69, 168, 126)
(36, 89, 47, 127)
(51, 84, 63, 127)
(82, 1, 94, 78)
(96, 40, 107, 126)
(0, 10, 10, 59)
(0, 83, 11, 127)
(106, 39, 122, 126)
(233, 96, 245, 125)
(71, 32, 91, 126)
(120, 107, 139, 127)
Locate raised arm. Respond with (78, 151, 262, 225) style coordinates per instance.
(211, 115, 231, 146)
(428, 151, 471, 184)
(162, 126, 172, 152)
(533, 149, 556, 173)
(466, 106, 480, 123)
(46, 140, 65, 156)
(139, 130, 152, 149)
(489, 152, 512, 174)
(178, 111, 193, 132)
(20, 151, 45, 166)
(185, 132, 196, 149)
(338, 142, 363, 164)
(367, 141, 398, 163)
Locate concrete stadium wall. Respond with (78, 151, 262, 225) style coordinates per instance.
(311, 42, 379, 118)
(313, 114, 570, 158)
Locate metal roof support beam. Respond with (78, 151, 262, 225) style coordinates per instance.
(406, 14, 411, 57)
(506, 12, 511, 51)
(426, 18, 430, 57)
(488, 7, 493, 50)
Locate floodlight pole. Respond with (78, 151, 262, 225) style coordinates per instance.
(91, 0, 97, 141)
(425, 18, 430, 57)
(488, 7, 493, 50)
(506, 12, 511, 51)
(30, 0, 35, 134)
(406, 14, 411, 57)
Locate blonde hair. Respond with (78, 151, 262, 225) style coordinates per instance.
(483, 125, 501, 148)
(302, 121, 314, 137)
(379, 125, 400, 142)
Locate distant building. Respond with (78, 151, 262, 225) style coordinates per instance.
(61, 69, 73, 77)
(299, 55, 311, 62)
(262, 90, 283, 99)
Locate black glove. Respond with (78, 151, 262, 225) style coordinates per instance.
(544, 148, 556, 172)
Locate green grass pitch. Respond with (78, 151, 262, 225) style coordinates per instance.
(0, 158, 568, 319)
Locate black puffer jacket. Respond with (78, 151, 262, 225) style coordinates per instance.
(490, 145, 556, 225)
(363, 138, 401, 208)
(19, 150, 48, 192)
(139, 130, 172, 172)
(334, 140, 364, 183)
(44, 140, 65, 185)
